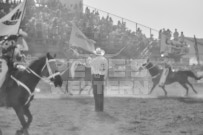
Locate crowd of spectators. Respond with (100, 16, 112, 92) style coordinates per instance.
(77, 7, 154, 58)
(0, 0, 20, 17)
(0, 0, 162, 59)
(158, 28, 188, 59)
(23, 1, 153, 58)
(159, 28, 186, 46)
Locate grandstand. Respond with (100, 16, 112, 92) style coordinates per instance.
(0, 0, 157, 58)
(0, 0, 202, 65)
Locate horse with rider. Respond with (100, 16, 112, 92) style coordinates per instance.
(0, 29, 29, 102)
(0, 29, 63, 135)
(140, 57, 202, 96)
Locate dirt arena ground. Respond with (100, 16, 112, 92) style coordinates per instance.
(1, 82, 203, 135)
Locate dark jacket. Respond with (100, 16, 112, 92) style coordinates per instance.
(2, 45, 17, 74)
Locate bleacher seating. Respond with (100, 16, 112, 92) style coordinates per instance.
(0, 0, 179, 60)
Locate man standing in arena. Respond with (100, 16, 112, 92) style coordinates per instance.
(89, 48, 108, 112)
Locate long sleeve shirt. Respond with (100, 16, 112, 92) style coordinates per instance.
(89, 56, 108, 77)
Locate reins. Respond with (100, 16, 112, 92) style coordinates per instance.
(11, 75, 34, 105)
(143, 62, 156, 70)
(144, 62, 160, 79)
(11, 57, 61, 105)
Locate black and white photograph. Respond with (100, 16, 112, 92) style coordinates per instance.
(0, 0, 203, 134)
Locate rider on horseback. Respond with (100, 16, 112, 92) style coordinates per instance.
(0, 29, 28, 105)
(159, 57, 172, 87)
(1, 29, 28, 74)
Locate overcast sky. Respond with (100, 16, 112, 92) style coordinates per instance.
(84, 0, 203, 38)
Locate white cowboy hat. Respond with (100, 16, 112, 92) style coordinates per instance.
(19, 29, 28, 37)
(94, 48, 105, 56)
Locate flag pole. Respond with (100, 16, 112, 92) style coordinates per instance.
(17, 0, 27, 35)
(194, 35, 200, 65)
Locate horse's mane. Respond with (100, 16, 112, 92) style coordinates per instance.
(29, 56, 46, 69)
(149, 62, 160, 70)
(147, 62, 162, 75)
(12, 56, 46, 79)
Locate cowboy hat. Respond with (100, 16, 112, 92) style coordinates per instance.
(94, 48, 105, 56)
(3, 29, 27, 41)
(4, 35, 18, 41)
(19, 29, 28, 37)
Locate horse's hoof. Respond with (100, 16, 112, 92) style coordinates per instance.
(23, 129, 29, 135)
(15, 129, 29, 135)
(0, 129, 2, 135)
(15, 130, 23, 135)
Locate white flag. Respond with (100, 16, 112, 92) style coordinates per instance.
(0, 0, 26, 36)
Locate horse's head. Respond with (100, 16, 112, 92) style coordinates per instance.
(138, 58, 151, 71)
(41, 53, 63, 87)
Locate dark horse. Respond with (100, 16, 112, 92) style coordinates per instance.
(141, 60, 202, 96)
(0, 53, 63, 135)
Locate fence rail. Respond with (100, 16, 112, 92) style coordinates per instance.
(83, 4, 159, 38)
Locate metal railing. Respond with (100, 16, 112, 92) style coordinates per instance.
(83, 4, 159, 39)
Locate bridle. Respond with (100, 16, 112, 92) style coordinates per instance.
(41, 58, 61, 80)
(142, 62, 161, 79)
(11, 57, 61, 105)
(142, 62, 155, 70)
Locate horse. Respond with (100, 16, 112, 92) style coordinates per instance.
(0, 53, 63, 135)
(140, 60, 202, 96)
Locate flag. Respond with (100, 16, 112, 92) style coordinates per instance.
(194, 35, 200, 65)
(69, 23, 95, 53)
(0, 0, 26, 36)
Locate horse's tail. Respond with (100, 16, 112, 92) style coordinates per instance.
(185, 70, 203, 80)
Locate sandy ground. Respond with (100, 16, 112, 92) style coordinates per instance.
(1, 94, 203, 135)
(1, 80, 203, 135)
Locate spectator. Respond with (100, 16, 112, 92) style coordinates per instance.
(173, 29, 179, 41)
(2, 0, 161, 59)
(179, 31, 185, 44)
(159, 29, 162, 40)
(166, 29, 171, 41)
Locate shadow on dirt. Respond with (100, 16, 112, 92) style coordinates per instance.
(95, 111, 119, 123)
(176, 97, 203, 104)
(157, 96, 203, 104)
(60, 96, 92, 105)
